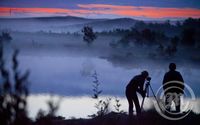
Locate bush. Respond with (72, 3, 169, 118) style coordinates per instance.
(0, 46, 30, 125)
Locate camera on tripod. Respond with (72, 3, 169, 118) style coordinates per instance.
(147, 77, 151, 81)
(141, 76, 160, 112)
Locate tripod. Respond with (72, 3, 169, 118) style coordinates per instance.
(141, 77, 160, 111)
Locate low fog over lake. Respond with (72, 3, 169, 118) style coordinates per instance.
(1, 17, 200, 119)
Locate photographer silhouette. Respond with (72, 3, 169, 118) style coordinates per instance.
(125, 71, 149, 116)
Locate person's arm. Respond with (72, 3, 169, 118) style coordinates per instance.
(137, 79, 146, 97)
(178, 72, 184, 92)
(179, 72, 184, 83)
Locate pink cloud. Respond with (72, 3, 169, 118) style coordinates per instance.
(0, 4, 200, 19)
(77, 4, 200, 18)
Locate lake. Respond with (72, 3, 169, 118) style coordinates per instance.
(3, 32, 200, 119)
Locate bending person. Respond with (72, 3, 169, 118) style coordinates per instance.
(125, 71, 149, 116)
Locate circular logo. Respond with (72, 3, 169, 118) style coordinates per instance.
(153, 81, 195, 120)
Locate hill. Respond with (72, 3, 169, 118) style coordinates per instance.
(0, 16, 137, 33)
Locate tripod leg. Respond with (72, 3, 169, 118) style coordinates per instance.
(141, 83, 149, 111)
(149, 84, 163, 111)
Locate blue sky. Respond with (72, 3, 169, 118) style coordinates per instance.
(0, 0, 200, 8)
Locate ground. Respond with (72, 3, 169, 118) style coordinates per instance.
(34, 111, 200, 125)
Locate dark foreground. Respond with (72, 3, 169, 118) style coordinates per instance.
(33, 111, 200, 125)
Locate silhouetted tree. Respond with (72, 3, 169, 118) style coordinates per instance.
(91, 71, 102, 99)
(0, 32, 12, 42)
(82, 26, 97, 45)
(35, 95, 62, 125)
(164, 20, 171, 27)
(176, 21, 181, 27)
(46, 96, 61, 117)
(0, 42, 30, 125)
(181, 18, 200, 46)
(182, 18, 200, 29)
(141, 28, 156, 44)
(171, 36, 179, 47)
(181, 28, 196, 46)
(89, 71, 111, 118)
(130, 28, 142, 43)
(134, 21, 146, 30)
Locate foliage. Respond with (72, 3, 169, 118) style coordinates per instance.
(82, 26, 97, 45)
(115, 28, 166, 48)
(35, 95, 62, 125)
(154, 36, 179, 58)
(181, 28, 196, 46)
(91, 71, 102, 99)
(89, 71, 112, 118)
(97, 18, 199, 49)
(91, 98, 111, 117)
(0, 32, 12, 42)
(0, 38, 30, 125)
(46, 96, 61, 117)
(141, 28, 156, 43)
(36, 95, 61, 118)
(113, 97, 124, 113)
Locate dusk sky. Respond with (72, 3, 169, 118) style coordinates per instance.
(0, 0, 200, 19)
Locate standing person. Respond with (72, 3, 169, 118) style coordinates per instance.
(163, 63, 184, 113)
(125, 71, 149, 116)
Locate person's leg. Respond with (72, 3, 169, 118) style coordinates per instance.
(132, 93, 141, 116)
(126, 92, 133, 116)
(165, 93, 172, 112)
(174, 93, 181, 113)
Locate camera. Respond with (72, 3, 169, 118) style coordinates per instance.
(147, 77, 151, 81)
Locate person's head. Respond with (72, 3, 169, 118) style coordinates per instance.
(169, 63, 176, 71)
(141, 70, 149, 78)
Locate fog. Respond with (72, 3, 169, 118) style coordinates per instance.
(1, 17, 200, 120)
(0, 17, 136, 33)
(1, 31, 198, 97)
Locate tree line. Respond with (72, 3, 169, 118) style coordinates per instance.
(82, 18, 200, 48)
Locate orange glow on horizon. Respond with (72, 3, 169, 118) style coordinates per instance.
(77, 4, 134, 10)
(77, 4, 200, 18)
(0, 4, 200, 19)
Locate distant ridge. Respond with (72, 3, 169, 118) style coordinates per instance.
(0, 16, 103, 21)
(0, 16, 180, 32)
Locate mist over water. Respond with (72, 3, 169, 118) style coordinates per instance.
(14, 43, 198, 118)
(15, 52, 200, 97)
(16, 47, 200, 118)
(9, 34, 199, 98)
(1, 17, 200, 120)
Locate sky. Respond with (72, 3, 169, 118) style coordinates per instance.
(0, 0, 200, 19)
